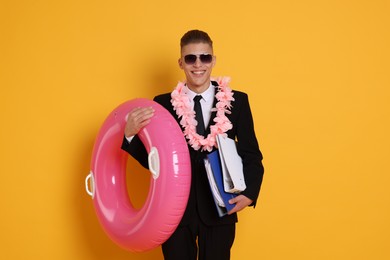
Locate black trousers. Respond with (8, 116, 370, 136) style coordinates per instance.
(162, 211, 236, 260)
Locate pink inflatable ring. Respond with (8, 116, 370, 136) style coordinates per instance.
(85, 98, 191, 252)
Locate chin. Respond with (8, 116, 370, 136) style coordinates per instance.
(190, 76, 210, 86)
(189, 81, 208, 89)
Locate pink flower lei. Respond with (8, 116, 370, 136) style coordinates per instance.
(171, 76, 234, 152)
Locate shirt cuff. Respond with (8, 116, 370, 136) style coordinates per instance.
(125, 135, 134, 143)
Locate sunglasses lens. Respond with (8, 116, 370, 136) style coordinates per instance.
(184, 55, 197, 64)
(184, 54, 213, 64)
(200, 54, 213, 64)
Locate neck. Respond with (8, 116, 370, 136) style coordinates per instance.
(187, 81, 210, 94)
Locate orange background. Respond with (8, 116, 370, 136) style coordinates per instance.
(1, 0, 389, 259)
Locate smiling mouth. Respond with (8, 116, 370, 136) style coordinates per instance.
(192, 71, 206, 75)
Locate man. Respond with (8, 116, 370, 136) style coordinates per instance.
(121, 30, 264, 260)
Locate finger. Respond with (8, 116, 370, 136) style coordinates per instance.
(227, 197, 239, 215)
(228, 205, 239, 215)
(127, 107, 154, 124)
(128, 107, 144, 118)
(137, 118, 152, 129)
(133, 107, 154, 123)
(131, 106, 154, 116)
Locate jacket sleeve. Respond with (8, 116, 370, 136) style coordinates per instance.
(232, 92, 264, 207)
(121, 135, 149, 169)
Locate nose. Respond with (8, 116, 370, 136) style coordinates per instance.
(193, 57, 202, 67)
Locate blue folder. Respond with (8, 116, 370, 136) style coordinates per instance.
(207, 150, 237, 216)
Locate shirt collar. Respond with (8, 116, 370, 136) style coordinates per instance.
(186, 82, 215, 102)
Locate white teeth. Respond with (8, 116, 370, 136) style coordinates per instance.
(193, 71, 205, 75)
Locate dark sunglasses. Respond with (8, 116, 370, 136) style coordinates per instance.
(183, 54, 213, 65)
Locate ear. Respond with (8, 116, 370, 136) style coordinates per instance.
(212, 55, 216, 68)
(178, 58, 184, 69)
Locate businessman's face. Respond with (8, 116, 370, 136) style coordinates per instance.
(178, 42, 216, 94)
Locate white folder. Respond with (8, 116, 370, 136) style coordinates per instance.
(216, 134, 246, 193)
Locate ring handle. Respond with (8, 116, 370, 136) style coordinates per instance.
(85, 171, 95, 197)
(148, 147, 160, 179)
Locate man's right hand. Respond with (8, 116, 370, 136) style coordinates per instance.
(124, 107, 155, 137)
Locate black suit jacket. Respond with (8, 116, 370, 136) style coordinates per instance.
(121, 82, 264, 226)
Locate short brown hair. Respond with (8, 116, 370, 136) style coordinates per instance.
(180, 30, 213, 49)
